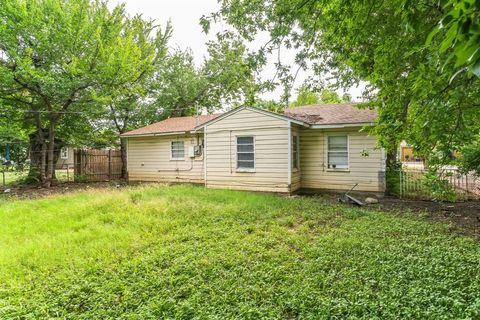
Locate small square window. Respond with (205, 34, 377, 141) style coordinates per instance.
(60, 147, 68, 159)
(171, 141, 185, 160)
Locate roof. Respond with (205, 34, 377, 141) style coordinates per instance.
(196, 106, 308, 129)
(121, 114, 222, 137)
(284, 103, 377, 126)
(122, 104, 376, 137)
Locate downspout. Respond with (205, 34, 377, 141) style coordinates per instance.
(288, 121, 292, 192)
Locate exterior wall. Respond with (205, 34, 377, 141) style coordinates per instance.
(299, 127, 385, 193)
(205, 108, 291, 193)
(127, 133, 204, 183)
(55, 147, 74, 169)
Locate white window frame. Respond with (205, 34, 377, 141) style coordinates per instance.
(236, 135, 255, 172)
(170, 140, 185, 161)
(292, 134, 299, 170)
(326, 134, 349, 170)
(60, 147, 68, 160)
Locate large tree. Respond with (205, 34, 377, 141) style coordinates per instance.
(203, 0, 480, 172)
(290, 86, 347, 106)
(0, 0, 170, 187)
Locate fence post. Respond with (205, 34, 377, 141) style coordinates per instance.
(399, 169, 402, 198)
(108, 149, 111, 181)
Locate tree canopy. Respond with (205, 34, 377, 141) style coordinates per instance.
(0, 0, 263, 186)
(290, 86, 347, 106)
(203, 0, 480, 171)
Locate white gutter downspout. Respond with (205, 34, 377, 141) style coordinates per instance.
(204, 124, 208, 187)
(287, 121, 292, 192)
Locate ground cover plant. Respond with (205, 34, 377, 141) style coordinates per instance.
(0, 185, 479, 319)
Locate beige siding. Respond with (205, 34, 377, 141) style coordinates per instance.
(205, 108, 291, 193)
(56, 147, 74, 169)
(300, 127, 385, 192)
(127, 134, 204, 183)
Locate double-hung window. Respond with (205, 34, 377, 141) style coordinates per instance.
(60, 147, 68, 159)
(171, 141, 185, 160)
(327, 135, 348, 169)
(237, 136, 255, 170)
(292, 135, 299, 169)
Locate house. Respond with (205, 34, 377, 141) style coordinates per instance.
(121, 104, 385, 194)
(55, 146, 74, 170)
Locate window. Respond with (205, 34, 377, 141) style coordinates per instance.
(60, 147, 68, 159)
(292, 135, 299, 169)
(171, 141, 185, 160)
(327, 135, 348, 169)
(237, 136, 255, 170)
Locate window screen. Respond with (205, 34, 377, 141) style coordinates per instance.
(60, 147, 68, 159)
(327, 136, 348, 169)
(237, 136, 254, 169)
(292, 135, 299, 169)
(171, 141, 185, 160)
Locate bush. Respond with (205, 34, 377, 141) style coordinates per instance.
(423, 170, 457, 202)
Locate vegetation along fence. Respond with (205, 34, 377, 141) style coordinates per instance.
(399, 168, 480, 200)
(74, 149, 122, 182)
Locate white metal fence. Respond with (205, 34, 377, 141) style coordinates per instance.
(399, 168, 480, 199)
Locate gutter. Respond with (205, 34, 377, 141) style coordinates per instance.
(120, 131, 188, 138)
(309, 122, 374, 129)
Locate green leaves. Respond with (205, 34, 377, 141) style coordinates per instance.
(436, 0, 480, 76)
(212, 0, 480, 174)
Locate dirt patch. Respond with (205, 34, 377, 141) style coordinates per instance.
(378, 196, 480, 237)
(301, 192, 480, 238)
(0, 181, 133, 200)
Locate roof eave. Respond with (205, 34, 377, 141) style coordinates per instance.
(195, 106, 308, 130)
(309, 122, 375, 129)
(120, 131, 188, 138)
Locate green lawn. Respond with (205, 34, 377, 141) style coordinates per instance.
(0, 185, 479, 319)
(1, 169, 73, 187)
(0, 170, 26, 186)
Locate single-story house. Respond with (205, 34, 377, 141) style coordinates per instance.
(121, 104, 385, 194)
(55, 146, 74, 169)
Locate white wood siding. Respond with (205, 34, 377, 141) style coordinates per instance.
(127, 134, 204, 183)
(300, 127, 385, 192)
(205, 108, 291, 192)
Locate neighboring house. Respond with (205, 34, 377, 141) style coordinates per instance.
(121, 104, 385, 194)
(55, 146, 74, 169)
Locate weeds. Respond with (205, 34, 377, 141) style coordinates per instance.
(0, 185, 479, 319)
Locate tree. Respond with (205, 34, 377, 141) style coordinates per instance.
(290, 86, 347, 106)
(254, 99, 283, 113)
(104, 20, 172, 179)
(430, 0, 480, 78)
(289, 86, 319, 106)
(205, 0, 480, 173)
(0, 0, 169, 187)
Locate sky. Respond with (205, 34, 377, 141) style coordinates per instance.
(110, 0, 365, 102)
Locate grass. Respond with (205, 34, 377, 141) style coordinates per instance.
(0, 170, 26, 186)
(1, 169, 73, 187)
(0, 185, 479, 319)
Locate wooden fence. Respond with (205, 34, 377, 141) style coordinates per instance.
(399, 168, 480, 200)
(74, 149, 123, 182)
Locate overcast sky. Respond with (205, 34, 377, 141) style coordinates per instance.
(110, 0, 364, 102)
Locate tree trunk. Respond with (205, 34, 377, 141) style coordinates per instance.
(120, 138, 128, 180)
(43, 122, 56, 188)
(28, 127, 62, 187)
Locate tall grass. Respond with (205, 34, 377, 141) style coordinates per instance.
(0, 185, 479, 319)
